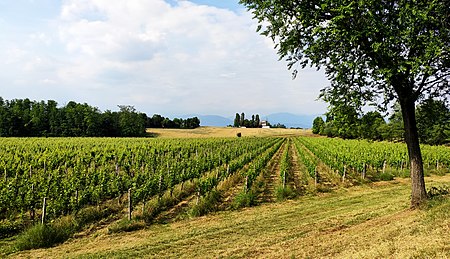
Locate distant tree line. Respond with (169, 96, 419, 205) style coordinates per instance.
(233, 112, 261, 128)
(145, 114, 200, 129)
(0, 97, 200, 137)
(271, 123, 287, 129)
(312, 98, 450, 145)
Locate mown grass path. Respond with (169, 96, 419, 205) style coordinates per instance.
(259, 140, 287, 203)
(289, 140, 312, 195)
(10, 174, 450, 258)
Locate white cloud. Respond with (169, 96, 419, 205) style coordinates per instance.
(4, 47, 28, 64)
(29, 33, 52, 45)
(0, 0, 328, 116)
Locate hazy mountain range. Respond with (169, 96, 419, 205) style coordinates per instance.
(180, 113, 320, 128)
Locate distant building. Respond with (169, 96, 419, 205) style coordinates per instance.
(261, 120, 270, 129)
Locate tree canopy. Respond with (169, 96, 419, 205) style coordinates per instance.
(416, 98, 450, 145)
(233, 112, 262, 128)
(240, 0, 450, 207)
(0, 97, 201, 137)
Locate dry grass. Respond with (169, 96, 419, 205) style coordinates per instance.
(8, 174, 450, 258)
(147, 127, 313, 138)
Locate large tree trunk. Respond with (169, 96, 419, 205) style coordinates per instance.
(399, 97, 427, 208)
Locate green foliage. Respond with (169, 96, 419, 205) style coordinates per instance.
(427, 185, 450, 199)
(189, 190, 222, 217)
(242, 0, 450, 205)
(14, 221, 74, 251)
(231, 190, 257, 210)
(108, 219, 145, 234)
(359, 111, 386, 141)
(422, 185, 450, 221)
(0, 137, 281, 222)
(241, 0, 450, 105)
(234, 113, 241, 127)
(76, 205, 118, 226)
(271, 123, 286, 129)
(416, 99, 450, 145)
(0, 220, 24, 239)
(312, 117, 325, 134)
(234, 112, 262, 128)
(0, 98, 148, 137)
(146, 114, 200, 129)
(118, 105, 146, 137)
(275, 186, 295, 201)
(323, 102, 360, 139)
(377, 172, 395, 182)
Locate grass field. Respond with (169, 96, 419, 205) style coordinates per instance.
(147, 126, 314, 138)
(6, 174, 450, 258)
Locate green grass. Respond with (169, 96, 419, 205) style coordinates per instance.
(108, 219, 145, 234)
(188, 189, 222, 217)
(4, 174, 449, 258)
(0, 220, 24, 239)
(14, 222, 74, 251)
(231, 190, 258, 209)
(275, 185, 296, 201)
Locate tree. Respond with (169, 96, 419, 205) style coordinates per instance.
(255, 114, 261, 128)
(118, 105, 146, 137)
(312, 117, 325, 135)
(359, 111, 386, 141)
(101, 110, 120, 136)
(149, 114, 164, 128)
(184, 117, 200, 129)
(382, 103, 405, 141)
(416, 98, 450, 145)
(234, 113, 241, 127)
(240, 0, 450, 207)
(325, 102, 360, 139)
(240, 112, 245, 127)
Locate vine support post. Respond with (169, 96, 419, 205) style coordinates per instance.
(30, 184, 35, 220)
(382, 160, 387, 174)
(283, 170, 286, 188)
(362, 163, 366, 180)
(245, 175, 249, 193)
(142, 200, 146, 215)
(314, 167, 318, 187)
(128, 188, 132, 221)
(158, 173, 163, 201)
(41, 197, 47, 225)
(342, 165, 346, 183)
(196, 190, 200, 205)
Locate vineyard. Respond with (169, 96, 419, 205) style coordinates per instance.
(0, 136, 449, 252)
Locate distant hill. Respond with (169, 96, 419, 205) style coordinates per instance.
(180, 113, 320, 128)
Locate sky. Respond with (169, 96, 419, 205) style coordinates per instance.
(0, 0, 329, 117)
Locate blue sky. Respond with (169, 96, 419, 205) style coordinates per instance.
(0, 0, 328, 117)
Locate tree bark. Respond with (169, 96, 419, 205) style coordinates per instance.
(399, 96, 427, 208)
